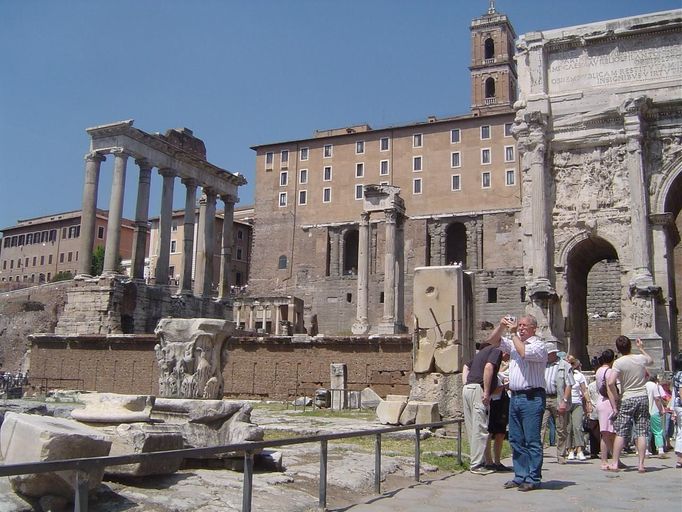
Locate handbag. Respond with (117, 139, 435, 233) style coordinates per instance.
(598, 369, 610, 398)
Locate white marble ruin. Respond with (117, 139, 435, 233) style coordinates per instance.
(514, 9, 682, 365)
(154, 317, 233, 399)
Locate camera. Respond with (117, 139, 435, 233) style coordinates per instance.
(504, 315, 516, 323)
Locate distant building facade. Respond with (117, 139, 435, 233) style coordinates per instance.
(148, 205, 253, 293)
(0, 209, 134, 288)
(248, 6, 526, 338)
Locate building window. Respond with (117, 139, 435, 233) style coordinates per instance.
(68, 225, 80, 238)
(504, 145, 515, 162)
(97, 226, 105, 239)
(300, 147, 309, 161)
(278, 255, 287, 270)
(59, 253, 64, 263)
(482, 171, 491, 188)
(168, 266, 175, 279)
(236, 248, 243, 260)
(451, 152, 461, 168)
(323, 144, 333, 158)
(451, 128, 461, 143)
(413, 133, 423, 148)
(40, 255, 45, 265)
(32, 256, 37, 266)
(48, 255, 53, 264)
(356, 141, 364, 154)
(504, 122, 513, 137)
(265, 152, 274, 167)
(171, 221, 178, 232)
(413, 156, 422, 172)
(380, 160, 389, 176)
(323, 166, 332, 181)
(298, 190, 307, 205)
(170, 240, 177, 253)
(355, 184, 364, 200)
(61, 228, 67, 239)
(379, 181, 389, 186)
(506, 169, 516, 186)
(67, 252, 73, 262)
(299, 169, 308, 184)
(487, 287, 498, 303)
(26, 233, 33, 244)
(451, 175, 461, 191)
(413, 178, 422, 195)
(322, 187, 332, 203)
(237, 229, 243, 240)
(10, 260, 14, 269)
(485, 77, 496, 98)
(281, 149, 289, 166)
(355, 162, 364, 178)
(380, 137, 390, 151)
(278, 192, 287, 207)
(279, 171, 288, 186)
(50, 229, 57, 242)
(481, 148, 491, 165)
(480, 125, 491, 140)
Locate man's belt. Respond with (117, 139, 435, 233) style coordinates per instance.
(511, 387, 545, 396)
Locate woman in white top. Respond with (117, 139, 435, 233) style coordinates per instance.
(566, 355, 592, 460)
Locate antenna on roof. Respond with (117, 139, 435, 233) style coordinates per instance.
(488, 0, 496, 14)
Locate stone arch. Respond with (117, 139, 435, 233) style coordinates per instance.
(484, 77, 496, 99)
(445, 222, 467, 267)
(484, 37, 495, 60)
(653, 152, 682, 216)
(562, 233, 620, 364)
(343, 228, 359, 275)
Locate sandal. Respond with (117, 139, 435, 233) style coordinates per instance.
(676, 462, 682, 468)
(638, 468, 646, 474)
(600, 464, 609, 471)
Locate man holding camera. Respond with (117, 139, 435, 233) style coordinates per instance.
(487, 314, 548, 491)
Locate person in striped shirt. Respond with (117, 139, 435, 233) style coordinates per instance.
(487, 314, 548, 491)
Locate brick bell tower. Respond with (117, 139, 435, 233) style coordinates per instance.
(469, 0, 518, 115)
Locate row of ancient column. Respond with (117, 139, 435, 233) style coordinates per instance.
(234, 303, 287, 335)
(78, 150, 236, 299)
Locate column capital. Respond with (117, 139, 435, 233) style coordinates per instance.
(158, 167, 177, 178)
(110, 147, 131, 159)
(202, 187, 217, 200)
(84, 151, 106, 163)
(220, 193, 238, 205)
(135, 158, 153, 171)
(384, 209, 398, 225)
(181, 177, 198, 188)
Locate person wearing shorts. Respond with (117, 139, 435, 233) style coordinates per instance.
(606, 336, 654, 473)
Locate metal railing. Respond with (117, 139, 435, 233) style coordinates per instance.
(0, 419, 463, 512)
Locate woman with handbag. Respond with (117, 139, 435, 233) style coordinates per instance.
(595, 349, 621, 470)
(566, 355, 592, 461)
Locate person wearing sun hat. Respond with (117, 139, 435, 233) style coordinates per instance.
(541, 341, 574, 464)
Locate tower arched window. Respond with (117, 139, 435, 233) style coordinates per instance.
(485, 77, 496, 98)
(278, 255, 287, 270)
(484, 38, 495, 60)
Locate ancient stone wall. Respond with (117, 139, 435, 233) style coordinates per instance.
(0, 281, 71, 372)
(28, 335, 413, 400)
(586, 260, 622, 317)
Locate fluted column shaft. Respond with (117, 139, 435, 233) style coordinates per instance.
(218, 195, 236, 300)
(180, 179, 197, 294)
(78, 152, 105, 275)
(131, 159, 153, 280)
(194, 189, 217, 297)
(382, 210, 397, 323)
(352, 212, 371, 334)
(103, 150, 128, 274)
(155, 169, 176, 285)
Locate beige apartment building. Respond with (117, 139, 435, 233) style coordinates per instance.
(0, 209, 134, 288)
(148, 205, 253, 292)
(248, 6, 525, 337)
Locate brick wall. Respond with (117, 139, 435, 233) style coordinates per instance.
(28, 334, 414, 400)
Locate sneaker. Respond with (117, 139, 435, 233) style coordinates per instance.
(503, 480, 520, 489)
(470, 465, 494, 475)
(557, 456, 567, 464)
(658, 451, 669, 459)
(567, 451, 575, 460)
(494, 463, 513, 472)
(577, 452, 586, 461)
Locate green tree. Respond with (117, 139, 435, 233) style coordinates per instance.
(90, 245, 105, 276)
(51, 271, 73, 282)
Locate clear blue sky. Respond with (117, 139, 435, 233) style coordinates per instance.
(1, 0, 679, 231)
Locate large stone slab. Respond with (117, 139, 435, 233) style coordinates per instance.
(0, 412, 111, 499)
(71, 392, 154, 423)
(103, 423, 184, 477)
(360, 387, 382, 409)
(152, 398, 264, 449)
(376, 398, 407, 425)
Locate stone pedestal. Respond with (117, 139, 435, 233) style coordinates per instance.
(330, 363, 347, 410)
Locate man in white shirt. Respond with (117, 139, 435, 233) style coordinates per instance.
(487, 314, 548, 491)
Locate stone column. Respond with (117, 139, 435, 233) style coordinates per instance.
(274, 305, 281, 335)
(78, 151, 105, 276)
(154, 168, 176, 285)
(352, 212, 371, 334)
(130, 159, 152, 280)
(379, 209, 398, 334)
(103, 149, 128, 274)
(427, 220, 443, 266)
(330, 363, 348, 410)
(194, 189, 217, 298)
(179, 178, 197, 294)
(247, 304, 254, 330)
(218, 194, 236, 300)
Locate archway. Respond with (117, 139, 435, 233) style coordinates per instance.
(663, 168, 682, 356)
(343, 229, 359, 275)
(484, 38, 495, 60)
(566, 235, 619, 365)
(445, 222, 467, 267)
(485, 77, 496, 99)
